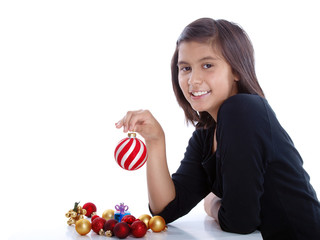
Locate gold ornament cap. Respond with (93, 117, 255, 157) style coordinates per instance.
(128, 132, 136, 138)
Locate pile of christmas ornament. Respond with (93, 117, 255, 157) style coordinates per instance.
(65, 202, 167, 238)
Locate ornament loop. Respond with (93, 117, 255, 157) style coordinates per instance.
(128, 132, 136, 138)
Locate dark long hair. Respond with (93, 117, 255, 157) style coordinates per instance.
(171, 18, 264, 128)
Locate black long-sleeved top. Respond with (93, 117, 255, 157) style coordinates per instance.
(153, 94, 320, 239)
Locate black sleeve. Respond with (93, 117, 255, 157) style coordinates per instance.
(151, 128, 211, 223)
(216, 94, 270, 234)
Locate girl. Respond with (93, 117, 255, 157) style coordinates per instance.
(115, 18, 320, 239)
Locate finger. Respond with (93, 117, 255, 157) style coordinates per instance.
(127, 110, 146, 132)
(115, 120, 123, 128)
(122, 111, 137, 133)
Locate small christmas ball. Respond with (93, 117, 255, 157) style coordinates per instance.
(92, 217, 106, 235)
(102, 209, 115, 220)
(83, 202, 97, 217)
(149, 216, 166, 232)
(91, 215, 100, 222)
(75, 219, 91, 236)
(113, 222, 131, 239)
(138, 214, 152, 229)
(114, 132, 148, 170)
(131, 220, 148, 238)
(121, 214, 136, 226)
(103, 219, 118, 235)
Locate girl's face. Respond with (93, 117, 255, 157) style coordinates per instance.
(177, 41, 239, 120)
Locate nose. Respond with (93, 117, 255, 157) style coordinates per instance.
(188, 69, 203, 85)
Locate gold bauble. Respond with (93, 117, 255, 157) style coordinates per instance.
(75, 219, 91, 236)
(149, 216, 166, 232)
(102, 209, 115, 221)
(138, 214, 152, 229)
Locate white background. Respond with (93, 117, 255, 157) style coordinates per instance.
(1, 0, 319, 239)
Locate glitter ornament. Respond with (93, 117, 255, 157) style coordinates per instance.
(103, 219, 118, 236)
(113, 222, 131, 239)
(131, 220, 148, 238)
(91, 215, 100, 222)
(83, 202, 97, 217)
(121, 214, 136, 226)
(114, 132, 148, 170)
(92, 217, 106, 235)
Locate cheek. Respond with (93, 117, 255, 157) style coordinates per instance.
(178, 76, 190, 98)
(178, 75, 186, 91)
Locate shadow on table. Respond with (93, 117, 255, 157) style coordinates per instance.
(203, 216, 262, 239)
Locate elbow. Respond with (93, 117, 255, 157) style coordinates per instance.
(218, 210, 259, 234)
(220, 223, 257, 234)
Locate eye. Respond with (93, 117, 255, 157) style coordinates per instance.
(180, 66, 191, 72)
(203, 63, 212, 69)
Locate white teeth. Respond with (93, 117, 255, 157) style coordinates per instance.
(192, 91, 209, 96)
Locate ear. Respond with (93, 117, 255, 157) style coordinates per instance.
(232, 69, 240, 81)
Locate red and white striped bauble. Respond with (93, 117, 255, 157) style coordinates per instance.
(114, 133, 148, 171)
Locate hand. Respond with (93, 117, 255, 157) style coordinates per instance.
(115, 110, 164, 143)
(204, 192, 221, 222)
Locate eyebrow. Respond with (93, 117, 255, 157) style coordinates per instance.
(177, 56, 218, 66)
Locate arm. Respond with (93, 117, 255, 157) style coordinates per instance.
(117, 110, 211, 223)
(216, 95, 269, 233)
(116, 110, 175, 213)
(146, 134, 176, 213)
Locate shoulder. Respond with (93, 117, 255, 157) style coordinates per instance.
(216, 94, 273, 140)
(217, 94, 268, 123)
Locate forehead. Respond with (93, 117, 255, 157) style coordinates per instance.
(177, 41, 222, 61)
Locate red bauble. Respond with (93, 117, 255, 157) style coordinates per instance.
(103, 219, 118, 235)
(91, 215, 100, 222)
(114, 133, 148, 171)
(131, 220, 148, 238)
(121, 214, 136, 226)
(92, 217, 106, 234)
(113, 222, 131, 239)
(83, 202, 97, 217)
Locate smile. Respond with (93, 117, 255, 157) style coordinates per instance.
(191, 91, 211, 97)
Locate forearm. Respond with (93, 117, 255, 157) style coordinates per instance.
(204, 193, 221, 223)
(210, 197, 221, 223)
(146, 136, 175, 214)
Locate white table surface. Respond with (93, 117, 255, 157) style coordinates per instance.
(8, 211, 262, 240)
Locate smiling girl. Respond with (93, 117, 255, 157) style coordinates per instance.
(116, 18, 320, 239)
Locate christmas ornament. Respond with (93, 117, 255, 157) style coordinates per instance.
(121, 214, 136, 226)
(83, 202, 97, 217)
(103, 219, 118, 236)
(114, 132, 148, 170)
(65, 202, 87, 225)
(149, 216, 166, 232)
(138, 214, 152, 229)
(91, 215, 100, 222)
(131, 220, 148, 238)
(92, 217, 106, 235)
(113, 222, 131, 239)
(75, 219, 91, 236)
(102, 209, 115, 221)
(114, 202, 130, 222)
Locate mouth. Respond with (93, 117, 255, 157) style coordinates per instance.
(190, 90, 211, 97)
